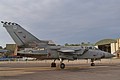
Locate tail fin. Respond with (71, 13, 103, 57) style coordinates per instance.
(1, 21, 48, 47)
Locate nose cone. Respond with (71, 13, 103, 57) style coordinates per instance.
(104, 52, 115, 58)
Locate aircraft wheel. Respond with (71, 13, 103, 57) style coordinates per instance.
(51, 62, 56, 67)
(91, 63, 95, 66)
(60, 63, 65, 69)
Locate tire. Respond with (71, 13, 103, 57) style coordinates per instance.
(60, 63, 65, 69)
(91, 63, 95, 66)
(51, 63, 56, 67)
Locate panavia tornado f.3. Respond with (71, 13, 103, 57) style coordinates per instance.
(1, 21, 115, 69)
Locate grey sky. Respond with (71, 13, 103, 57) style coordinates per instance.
(0, 0, 120, 47)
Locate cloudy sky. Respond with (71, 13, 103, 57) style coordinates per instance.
(0, 0, 120, 47)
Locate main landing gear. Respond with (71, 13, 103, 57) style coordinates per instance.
(51, 62, 56, 67)
(59, 58, 65, 69)
(91, 59, 95, 66)
(51, 59, 66, 69)
(51, 60, 56, 67)
(60, 63, 65, 69)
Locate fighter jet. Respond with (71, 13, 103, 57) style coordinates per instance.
(1, 21, 115, 69)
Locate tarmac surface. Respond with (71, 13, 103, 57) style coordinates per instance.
(0, 58, 120, 80)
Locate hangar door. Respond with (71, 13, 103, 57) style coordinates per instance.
(95, 39, 117, 53)
(98, 44, 111, 53)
